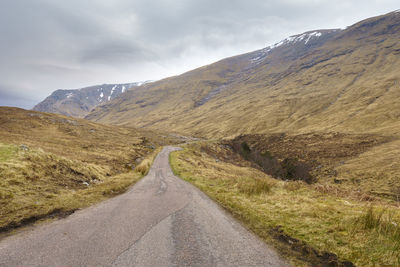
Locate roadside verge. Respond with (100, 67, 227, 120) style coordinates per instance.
(0, 146, 162, 236)
(169, 143, 400, 266)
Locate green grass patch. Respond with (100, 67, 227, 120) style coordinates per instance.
(237, 177, 275, 195)
(355, 207, 400, 245)
(0, 143, 18, 162)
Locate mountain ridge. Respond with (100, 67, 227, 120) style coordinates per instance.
(86, 11, 400, 139)
(33, 82, 152, 118)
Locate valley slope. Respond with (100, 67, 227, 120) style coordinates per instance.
(86, 11, 400, 139)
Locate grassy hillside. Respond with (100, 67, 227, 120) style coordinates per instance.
(226, 133, 399, 200)
(87, 11, 400, 139)
(0, 107, 177, 232)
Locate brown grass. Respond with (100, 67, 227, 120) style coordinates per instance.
(0, 143, 162, 232)
(0, 107, 178, 173)
(0, 107, 174, 232)
(135, 159, 152, 175)
(134, 148, 162, 175)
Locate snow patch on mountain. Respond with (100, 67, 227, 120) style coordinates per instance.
(251, 29, 340, 64)
(271, 31, 323, 48)
(304, 32, 322, 44)
(110, 85, 117, 96)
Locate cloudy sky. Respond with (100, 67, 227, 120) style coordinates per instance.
(0, 0, 398, 109)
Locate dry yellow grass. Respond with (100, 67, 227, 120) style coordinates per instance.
(335, 140, 400, 200)
(0, 142, 162, 232)
(0, 107, 177, 173)
(0, 107, 176, 232)
(134, 147, 162, 175)
(170, 143, 400, 266)
(134, 159, 151, 175)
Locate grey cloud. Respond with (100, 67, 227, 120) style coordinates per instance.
(0, 84, 39, 109)
(0, 0, 399, 109)
(78, 40, 157, 64)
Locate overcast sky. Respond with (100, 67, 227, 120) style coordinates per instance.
(0, 0, 398, 109)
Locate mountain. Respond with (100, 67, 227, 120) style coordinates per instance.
(33, 82, 150, 118)
(86, 11, 400, 139)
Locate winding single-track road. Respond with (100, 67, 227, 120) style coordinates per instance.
(0, 146, 287, 266)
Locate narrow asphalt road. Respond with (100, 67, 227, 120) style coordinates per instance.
(0, 146, 287, 266)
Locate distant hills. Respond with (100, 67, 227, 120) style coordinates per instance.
(84, 11, 400, 139)
(33, 82, 151, 118)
